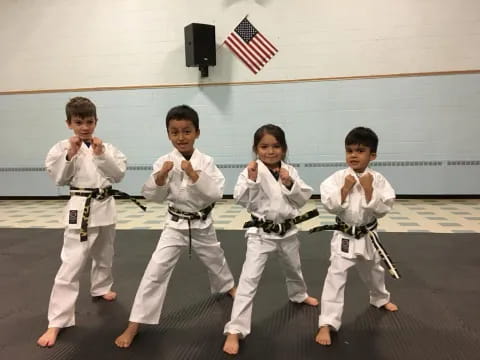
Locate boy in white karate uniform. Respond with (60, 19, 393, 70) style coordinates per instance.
(37, 97, 127, 347)
(115, 104, 235, 348)
(315, 127, 398, 346)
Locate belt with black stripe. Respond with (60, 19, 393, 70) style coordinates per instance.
(70, 186, 146, 242)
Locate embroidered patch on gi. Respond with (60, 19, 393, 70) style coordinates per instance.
(341, 238, 350, 253)
(69, 210, 78, 224)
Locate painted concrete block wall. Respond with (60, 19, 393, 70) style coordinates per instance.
(1, 0, 479, 91)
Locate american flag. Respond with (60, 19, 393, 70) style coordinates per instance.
(224, 17, 278, 74)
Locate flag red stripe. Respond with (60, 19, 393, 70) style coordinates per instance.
(251, 37, 274, 59)
(224, 39, 258, 74)
(231, 33, 265, 67)
(257, 32, 278, 52)
(226, 35, 262, 71)
(247, 40, 269, 63)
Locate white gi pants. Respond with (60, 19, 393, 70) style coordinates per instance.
(129, 225, 234, 324)
(48, 225, 116, 328)
(318, 254, 390, 331)
(224, 233, 309, 338)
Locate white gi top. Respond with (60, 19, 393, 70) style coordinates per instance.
(142, 148, 224, 230)
(45, 139, 127, 229)
(234, 160, 313, 239)
(320, 167, 395, 259)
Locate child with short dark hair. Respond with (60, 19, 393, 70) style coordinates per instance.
(115, 104, 236, 348)
(315, 126, 398, 346)
(37, 97, 127, 347)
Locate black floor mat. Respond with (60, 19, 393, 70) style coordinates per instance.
(0, 228, 479, 360)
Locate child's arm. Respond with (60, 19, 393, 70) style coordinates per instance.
(234, 161, 263, 211)
(141, 160, 172, 202)
(320, 172, 351, 215)
(45, 138, 79, 186)
(360, 173, 395, 218)
(185, 158, 224, 203)
(92, 138, 127, 183)
(279, 166, 313, 208)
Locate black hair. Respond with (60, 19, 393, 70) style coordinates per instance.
(165, 105, 199, 130)
(252, 124, 288, 159)
(345, 126, 378, 153)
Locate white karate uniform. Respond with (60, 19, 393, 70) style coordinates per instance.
(129, 148, 234, 324)
(224, 160, 313, 338)
(45, 139, 126, 328)
(318, 167, 395, 331)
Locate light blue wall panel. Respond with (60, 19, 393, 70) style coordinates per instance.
(1, 74, 479, 196)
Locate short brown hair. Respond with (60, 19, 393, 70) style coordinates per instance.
(65, 97, 97, 123)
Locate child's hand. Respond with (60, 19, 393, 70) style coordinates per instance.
(341, 175, 356, 203)
(279, 168, 293, 187)
(67, 136, 82, 160)
(181, 160, 199, 182)
(247, 161, 258, 181)
(154, 161, 174, 186)
(359, 173, 374, 202)
(92, 137, 104, 156)
(343, 175, 356, 192)
(358, 173, 373, 191)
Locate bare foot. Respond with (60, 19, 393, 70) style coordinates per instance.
(223, 333, 240, 355)
(383, 302, 398, 312)
(303, 296, 319, 306)
(228, 287, 237, 298)
(315, 326, 331, 346)
(37, 327, 60, 347)
(115, 322, 139, 348)
(102, 291, 117, 301)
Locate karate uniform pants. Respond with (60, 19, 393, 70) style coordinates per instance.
(129, 225, 234, 324)
(48, 225, 116, 328)
(224, 232, 309, 338)
(318, 254, 390, 331)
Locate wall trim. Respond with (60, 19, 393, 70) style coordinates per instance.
(1, 69, 479, 95)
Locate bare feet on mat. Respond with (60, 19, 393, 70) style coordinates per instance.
(37, 327, 60, 347)
(303, 296, 319, 306)
(315, 326, 331, 346)
(102, 291, 117, 301)
(383, 302, 398, 312)
(115, 322, 139, 348)
(228, 287, 237, 298)
(223, 333, 240, 355)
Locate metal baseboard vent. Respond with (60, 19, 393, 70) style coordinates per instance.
(1, 161, 479, 172)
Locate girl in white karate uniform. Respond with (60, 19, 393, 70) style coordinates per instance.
(223, 124, 319, 355)
(37, 97, 126, 347)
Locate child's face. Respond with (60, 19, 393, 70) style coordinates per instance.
(67, 116, 97, 141)
(256, 133, 285, 169)
(345, 144, 376, 172)
(167, 119, 200, 156)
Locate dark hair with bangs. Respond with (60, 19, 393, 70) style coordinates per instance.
(252, 124, 288, 159)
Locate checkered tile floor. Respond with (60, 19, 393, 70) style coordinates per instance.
(1, 199, 479, 233)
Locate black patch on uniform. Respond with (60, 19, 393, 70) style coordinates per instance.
(341, 238, 350, 253)
(69, 210, 78, 224)
(171, 214, 179, 222)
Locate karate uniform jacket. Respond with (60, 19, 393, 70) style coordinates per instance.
(142, 148, 224, 230)
(234, 160, 313, 239)
(45, 139, 127, 229)
(320, 167, 395, 260)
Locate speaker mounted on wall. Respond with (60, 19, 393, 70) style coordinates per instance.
(184, 23, 216, 77)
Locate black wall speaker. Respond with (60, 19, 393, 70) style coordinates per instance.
(184, 23, 216, 68)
